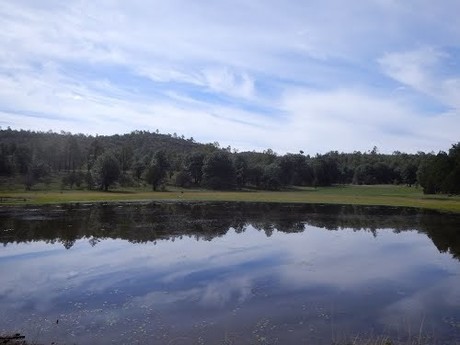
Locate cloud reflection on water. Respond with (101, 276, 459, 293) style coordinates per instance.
(0, 204, 459, 344)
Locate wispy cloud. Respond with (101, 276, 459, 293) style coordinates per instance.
(379, 47, 460, 110)
(202, 68, 255, 100)
(0, 0, 459, 153)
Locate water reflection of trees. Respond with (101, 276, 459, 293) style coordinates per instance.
(0, 202, 459, 260)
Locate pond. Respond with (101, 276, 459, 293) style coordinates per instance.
(0, 202, 459, 344)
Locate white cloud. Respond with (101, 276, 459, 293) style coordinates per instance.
(379, 48, 444, 91)
(278, 88, 459, 153)
(202, 68, 255, 99)
(1, 0, 460, 153)
(379, 47, 460, 109)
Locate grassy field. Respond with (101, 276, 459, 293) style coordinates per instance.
(1, 184, 460, 213)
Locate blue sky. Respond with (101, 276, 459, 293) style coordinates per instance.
(0, 0, 459, 154)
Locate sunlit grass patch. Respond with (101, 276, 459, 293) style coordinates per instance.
(1, 185, 459, 213)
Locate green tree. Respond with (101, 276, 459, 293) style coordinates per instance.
(145, 151, 170, 191)
(313, 155, 338, 186)
(418, 152, 450, 194)
(202, 151, 236, 189)
(186, 152, 205, 185)
(444, 143, 460, 194)
(62, 171, 84, 189)
(262, 163, 282, 190)
(145, 163, 164, 191)
(175, 170, 192, 188)
(117, 145, 134, 173)
(234, 155, 248, 188)
(64, 136, 82, 171)
(278, 154, 310, 186)
(14, 145, 32, 174)
(401, 162, 418, 186)
(92, 152, 121, 191)
(24, 160, 50, 190)
(87, 138, 104, 171)
(0, 144, 13, 176)
(132, 160, 146, 181)
(246, 165, 264, 188)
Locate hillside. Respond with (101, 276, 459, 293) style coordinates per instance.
(0, 128, 458, 195)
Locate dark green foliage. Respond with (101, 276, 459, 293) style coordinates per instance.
(92, 152, 121, 191)
(278, 154, 298, 185)
(145, 151, 170, 191)
(353, 162, 396, 185)
(14, 145, 32, 174)
(312, 155, 338, 187)
(400, 162, 418, 186)
(278, 153, 314, 186)
(444, 166, 460, 194)
(24, 160, 50, 190)
(246, 165, 264, 188)
(418, 143, 460, 195)
(87, 138, 104, 170)
(118, 172, 136, 187)
(64, 136, 83, 171)
(262, 148, 277, 164)
(446, 143, 460, 194)
(353, 164, 374, 185)
(234, 155, 248, 188)
(117, 145, 134, 172)
(262, 163, 282, 190)
(145, 163, 164, 191)
(85, 171, 94, 190)
(1, 128, 459, 194)
(62, 171, 85, 189)
(0, 144, 14, 176)
(175, 171, 192, 188)
(132, 160, 146, 181)
(185, 152, 205, 185)
(418, 153, 450, 194)
(202, 151, 236, 189)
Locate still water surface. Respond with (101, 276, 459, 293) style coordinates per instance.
(0, 202, 459, 344)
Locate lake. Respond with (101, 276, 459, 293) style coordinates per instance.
(1, 202, 459, 344)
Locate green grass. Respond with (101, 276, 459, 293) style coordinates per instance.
(1, 184, 460, 213)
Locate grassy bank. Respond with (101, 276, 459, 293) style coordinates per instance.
(1, 185, 460, 213)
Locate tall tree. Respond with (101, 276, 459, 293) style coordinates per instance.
(92, 152, 121, 191)
(234, 155, 248, 188)
(186, 152, 205, 185)
(262, 163, 282, 190)
(202, 151, 236, 189)
(65, 136, 82, 171)
(14, 145, 32, 174)
(418, 152, 450, 194)
(246, 165, 264, 188)
(0, 144, 13, 176)
(145, 150, 170, 191)
(24, 160, 50, 190)
(117, 145, 134, 173)
(444, 143, 460, 194)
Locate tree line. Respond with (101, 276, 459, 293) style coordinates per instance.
(0, 128, 458, 194)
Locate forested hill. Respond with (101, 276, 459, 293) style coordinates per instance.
(0, 129, 204, 167)
(0, 128, 459, 195)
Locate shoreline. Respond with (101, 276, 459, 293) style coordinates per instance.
(1, 185, 460, 213)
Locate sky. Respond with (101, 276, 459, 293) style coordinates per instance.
(0, 0, 459, 154)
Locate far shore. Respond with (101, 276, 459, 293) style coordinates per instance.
(1, 185, 460, 213)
